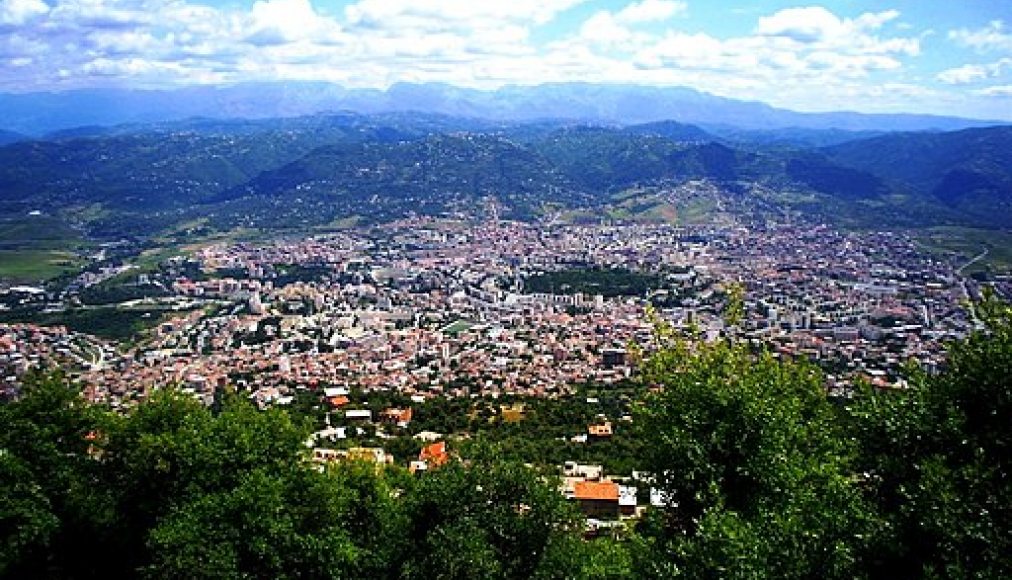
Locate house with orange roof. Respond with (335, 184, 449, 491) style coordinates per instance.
(572, 480, 620, 519)
(418, 440, 449, 468)
(327, 395, 350, 409)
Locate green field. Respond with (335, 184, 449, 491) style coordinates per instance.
(0, 216, 90, 282)
(914, 227, 1012, 274)
(0, 249, 86, 282)
(441, 320, 475, 334)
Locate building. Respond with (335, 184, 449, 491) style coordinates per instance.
(381, 407, 413, 427)
(344, 409, 373, 421)
(418, 440, 449, 468)
(601, 348, 627, 369)
(572, 480, 620, 519)
(588, 421, 613, 440)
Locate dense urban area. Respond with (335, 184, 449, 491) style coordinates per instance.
(3, 216, 1003, 405)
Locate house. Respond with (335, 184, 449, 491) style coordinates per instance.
(618, 485, 637, 516)
(305, 425, 348, 447)
(345, 409, 373, 421)
(500, 403, 525, 423)
(311, 446, 392, 466)
(563, 461, 604, 480)
(414, 430, 444, 442)
(650, 488, 674, 508)
(588, 421, 613, 440)
(327, 395, 350, 409)
(346, 447, 394, 465)
(418, 440, 449, 468)
(323, 386, 349, 398)
(601, 347, 627, 369)
(312, 448, 343, 463)
(381, 407, 413, 427)
(572, 480, 620, 519)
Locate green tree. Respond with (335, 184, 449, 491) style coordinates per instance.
(635, 340, 875, 578)
(846, 290, 1012, 576)
(399, 452, 583, 580)
(144, 468, 365, 579)
(722, 281, 745, 328)
(0, 370, 114, 578)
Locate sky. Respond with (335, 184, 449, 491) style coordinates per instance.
(1, 0, 1011, 119)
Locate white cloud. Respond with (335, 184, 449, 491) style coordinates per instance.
(633, 6, 916, 82)
(579, 0, 686, 50)
(950, 20, 1012, 53)
(344, 0, 585, 28)
(937, 58, 1012, 84)
(0, 0, 49, 26)
(246, 0, 344, 46)
(756, 6, 846, 43)
(756, 6, 899, 44)
(974, 84, 1012, 97)
(580, 12, 636, 47)
(615, 0, 686, 24)
(0, 0, 1003, 119)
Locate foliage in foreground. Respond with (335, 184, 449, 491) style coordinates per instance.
(1, 295, 1010, 578)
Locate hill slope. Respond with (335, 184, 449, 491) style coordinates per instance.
(825, 127, 1012, 226)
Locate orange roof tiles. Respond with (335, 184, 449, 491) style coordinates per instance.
(327, 395, 350, 408)
(419, 440, 449, 466)
(573, 480, 619, 502)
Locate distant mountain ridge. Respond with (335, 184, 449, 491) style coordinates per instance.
(0, 82, 1002, 136)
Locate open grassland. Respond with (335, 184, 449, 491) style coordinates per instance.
(0, 216, 91, 282)
(0, 249, 85, 283)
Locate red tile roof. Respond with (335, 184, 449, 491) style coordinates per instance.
(419, 440, 449, 466)
(573, 480, 619, 501)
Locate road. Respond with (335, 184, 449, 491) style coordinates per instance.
(957, 246, 989, 275)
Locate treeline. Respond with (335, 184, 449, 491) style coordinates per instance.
(2, 296, 1010, 578)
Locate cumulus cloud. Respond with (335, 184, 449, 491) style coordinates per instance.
(344, 0, 585, 28)
(246, 0, 344, 46)
(937, 58, 1012, 84)
(634, 6, 916, 84)
(950, 20, 1012, 53)
(615, 0, 686, 24)
(578, 0, 686, 50)
(756, 6, 899, 44)
(0, 0, 49, 26)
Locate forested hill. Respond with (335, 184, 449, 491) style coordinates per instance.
(825, 126, 1012, 227)
(0, 114, 1010, 237)
(2, 296, 1009, 578)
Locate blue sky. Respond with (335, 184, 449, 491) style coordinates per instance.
(1, 0, 1010, 119)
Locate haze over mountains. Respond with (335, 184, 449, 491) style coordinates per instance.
(0, 82, 1003, 137)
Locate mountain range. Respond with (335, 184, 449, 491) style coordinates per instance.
(0, 108, 1008, 238)
(0, 82, 1003, 136)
